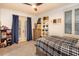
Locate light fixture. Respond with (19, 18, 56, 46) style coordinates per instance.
(24, 3, 43, 11)
(32, 4, 37, 11)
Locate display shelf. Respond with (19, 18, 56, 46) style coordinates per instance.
(42, 16, 49, 37)
(0, 29, 12, 48)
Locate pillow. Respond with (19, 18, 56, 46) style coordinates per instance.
(51, 36, 78, 46)
(63, 36, 78, 46)
(75, 40, 79, 48)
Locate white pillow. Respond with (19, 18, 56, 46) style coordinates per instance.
(75, 40, 79, 48)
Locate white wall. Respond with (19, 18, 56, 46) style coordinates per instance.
(37, 4, 79, 38)
(0, 8, 35, 29)
(37, 8, 64, 36)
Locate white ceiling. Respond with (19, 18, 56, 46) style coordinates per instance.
(0, 3, 69, 15)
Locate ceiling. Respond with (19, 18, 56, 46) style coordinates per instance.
(0, 3, 69, 15)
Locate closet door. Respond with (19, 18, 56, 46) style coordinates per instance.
(27, 17, 32, 41)
(19, 16, 26, 42)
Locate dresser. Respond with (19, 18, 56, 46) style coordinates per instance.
(33, 29, 41, 41)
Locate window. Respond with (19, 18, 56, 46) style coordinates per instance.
(65, 10, 72, 34)
(75, 9, 79, 35)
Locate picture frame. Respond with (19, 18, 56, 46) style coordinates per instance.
(58, 18, 61, 23)
(53, 19, 57, 23)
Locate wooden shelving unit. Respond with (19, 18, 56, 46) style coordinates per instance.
(41, 16, 49, 37)
(0, 29, 12, 48)
(33, 16, 49, 40)
(33, 18, 41, 40)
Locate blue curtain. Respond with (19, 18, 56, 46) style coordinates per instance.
(12, 15, 19, 44)
(27, 17, 32, 41)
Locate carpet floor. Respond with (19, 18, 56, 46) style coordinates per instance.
(0, 41, 36, 56)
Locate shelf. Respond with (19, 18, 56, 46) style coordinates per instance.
(42, 16, 49, 37)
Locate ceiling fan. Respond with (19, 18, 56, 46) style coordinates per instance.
(24, 3, 43, 6)
(24, 3, 43, 11)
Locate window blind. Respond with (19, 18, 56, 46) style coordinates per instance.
(75, 9, 79, 35)
(65, 10, 72, 34)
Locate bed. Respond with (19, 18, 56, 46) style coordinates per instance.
(35, 36, 79, 56)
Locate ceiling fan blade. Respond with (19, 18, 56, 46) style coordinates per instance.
(24, 3, 32, 6)
(36, 3, 43, 6)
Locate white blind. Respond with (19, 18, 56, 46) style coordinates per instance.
(75, 9, 79, 35)
(65, 10, 72, 34)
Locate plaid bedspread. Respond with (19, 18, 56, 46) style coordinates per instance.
(35, 36, 79, 56)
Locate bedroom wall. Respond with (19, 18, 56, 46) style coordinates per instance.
(0, 8, 35, 29)
(1, 4, 79, 39)
(37, 8, 64, 36)
(37, 4, 79, 38)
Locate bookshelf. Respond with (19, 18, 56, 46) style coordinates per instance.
(42, 16, 49, 37)
(0, 27, 12, 48)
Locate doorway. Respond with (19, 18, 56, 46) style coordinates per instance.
(19, 16, 26, 42)
(12, 16, 32, 43)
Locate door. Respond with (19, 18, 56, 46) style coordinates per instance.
(27, 17, 32, 41)
(19, 16, 26, 42)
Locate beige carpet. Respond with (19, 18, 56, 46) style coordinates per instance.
(0, 41, 36, 56)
